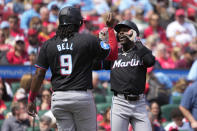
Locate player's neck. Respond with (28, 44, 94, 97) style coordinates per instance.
(122, 42, 134, 52)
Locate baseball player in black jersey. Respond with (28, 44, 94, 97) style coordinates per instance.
(27, 6, 118, 131)
(96, 20, 155, 131)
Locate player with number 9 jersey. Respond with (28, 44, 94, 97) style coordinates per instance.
(35, 32, 116, 91)
(27, 6, 118, 131)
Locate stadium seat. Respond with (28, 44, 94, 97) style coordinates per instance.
(105, 95, 112, 103)
(161, 104, 179, 121)
(107, 87, 113, 95)
(3, 109, 11, 117)
(96, 103, 111, 114)
(0, 119, 4, 129)
(5, 101, 12, 110)
(162, 121, 171, 128)
(94, 94, 106, 104)
(11, 82, 20, 94)
(38, 110, 48, 117)
(27, 126, 40, 131)
(172, 95, 182, 104)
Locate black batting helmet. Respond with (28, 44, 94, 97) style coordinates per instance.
(58, 6, 83, 26)
(114, 20, 140, 37)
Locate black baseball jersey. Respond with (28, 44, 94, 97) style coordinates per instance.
(35, 33, 111, 91)
(97, 45, 155, 95)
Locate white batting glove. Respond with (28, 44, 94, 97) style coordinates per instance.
(125, 29, 137, 42)
(99, 27, 109, 43)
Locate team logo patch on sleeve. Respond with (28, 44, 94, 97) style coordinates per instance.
(100, 41, 110, 50)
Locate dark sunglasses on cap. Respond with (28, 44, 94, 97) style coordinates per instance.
(16, 40, 24, 44)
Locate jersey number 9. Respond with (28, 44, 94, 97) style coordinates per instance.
(60, 54, 72, 75)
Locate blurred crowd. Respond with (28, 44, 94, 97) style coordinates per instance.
(0, 0, 197, 67)
(0, 0, 197, 131)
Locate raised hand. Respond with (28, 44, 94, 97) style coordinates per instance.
(99, 27, 108, 42)
(106, 12, 117, 28)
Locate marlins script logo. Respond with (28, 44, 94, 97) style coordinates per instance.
(112, 59, 143, 68)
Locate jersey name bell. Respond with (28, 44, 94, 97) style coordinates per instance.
(35, 33, 111, 91)
(57, 42, 73, 51)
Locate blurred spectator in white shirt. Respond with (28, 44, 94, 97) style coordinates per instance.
(166, 9, 197, 46)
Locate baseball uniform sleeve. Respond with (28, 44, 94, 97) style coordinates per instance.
(35, 42, 49, 70)
(91, 28, 118, 61)
(135, 41, 155, 67)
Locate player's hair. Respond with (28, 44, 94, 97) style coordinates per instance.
(56, 24, 79, 39)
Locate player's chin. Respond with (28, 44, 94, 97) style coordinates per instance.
(119, 41, 126, 45)
(119, 38, 129, 45)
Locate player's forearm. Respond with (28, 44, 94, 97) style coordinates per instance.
(28, 68, 46, 103)
(106, 27, 118, 61)
(179, 105, 196, 123)
(30, 70, 45, 92)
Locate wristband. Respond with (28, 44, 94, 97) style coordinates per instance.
(28, 90, 37, 103)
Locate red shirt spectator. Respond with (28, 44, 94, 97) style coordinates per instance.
(144, 13, 170, 47)
(8, 14, 24, 37)
(38, 22, 51, 43)
(25, 29, 41, 55)
(175, 47, 195, 68)
(0, 44, 13, 51)
(0, 28, 13, 51)
(6, 49, 28, 65)
(10, 29, 24, 38)
(157, 57, 175, 69)
(98, 107, 111, 131)
(0, 99, 6, 119)
(155, 43, 175, 69)
(144, 27, 167, 43)
(6, 36, 28, 65)
(99, 122, 111, 131)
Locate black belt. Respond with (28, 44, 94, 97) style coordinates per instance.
(124, 94, 140, 101)
(114, 92, 140, 101)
